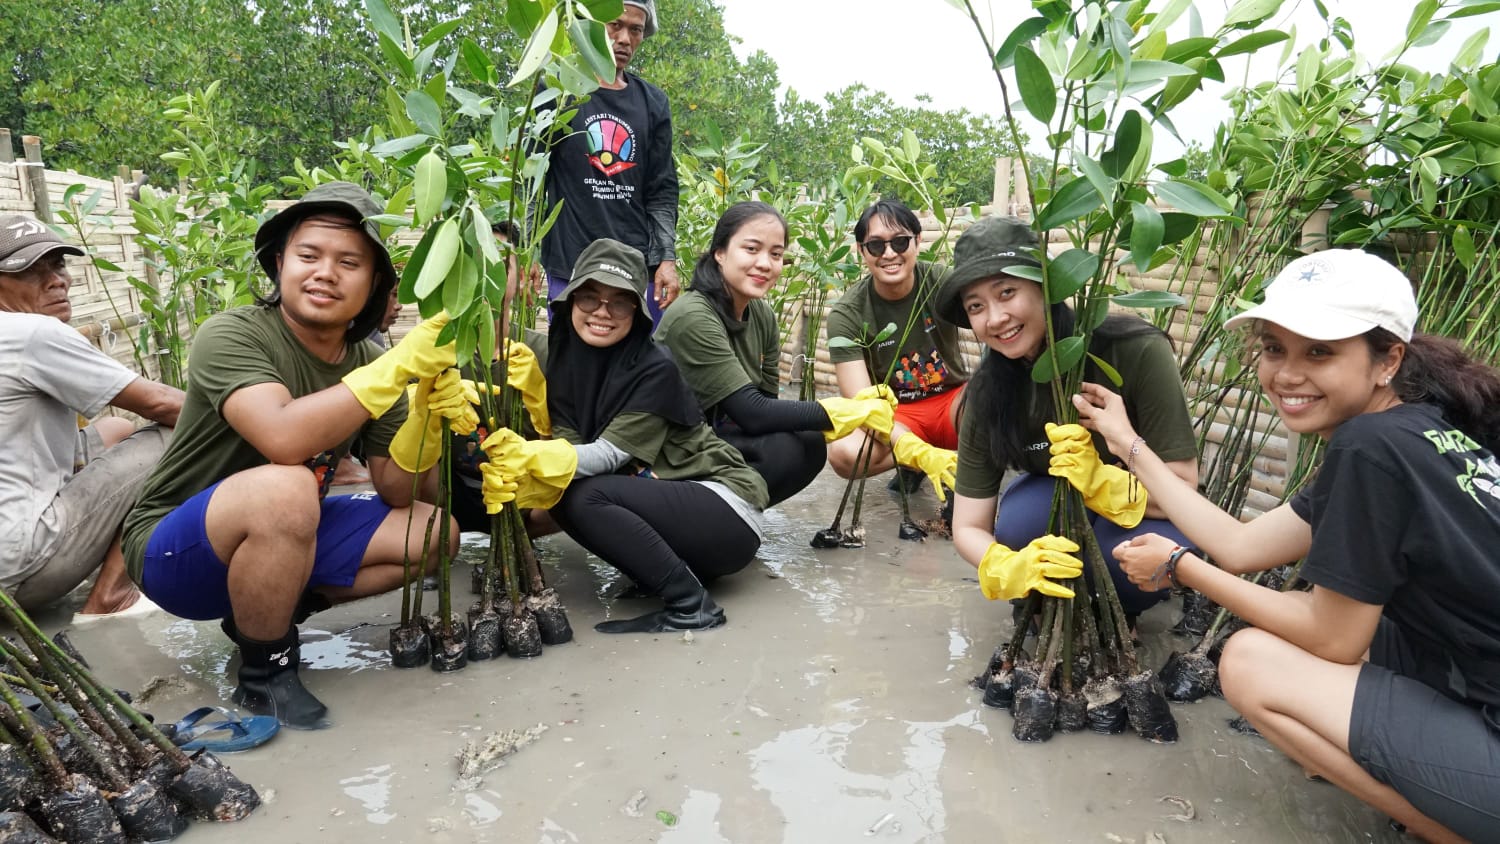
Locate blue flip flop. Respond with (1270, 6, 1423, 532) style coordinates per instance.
(168, 706, 279, 753)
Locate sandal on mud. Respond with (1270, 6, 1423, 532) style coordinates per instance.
(165, 706, 279, 753)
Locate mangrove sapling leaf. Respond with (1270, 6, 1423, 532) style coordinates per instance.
(405, 91, 443, 137)
(1127, 202, 1166, 271)
(1044, 249, 1098, 304)
(1154, 179, 1238, 218)
(1030, 336, 1086, 384)
(511, 11, 561, 87)
(416, 218, 462, 300)
(1215, 30, 1290, 58)
(1102, 112, 1145, 180)
(1110, 290, 1186, 310)
(1035, 177, 1106, 230)
(567, 18, 616, 84)
(1086, 354, 1125, 388)
(414, 149, 447, 224)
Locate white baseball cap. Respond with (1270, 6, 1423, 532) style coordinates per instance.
(1224, 249, 1418, 342)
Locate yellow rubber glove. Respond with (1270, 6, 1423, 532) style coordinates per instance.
(1045, 422, 1147, 528)
(479, 428, 578, 509)
(817, 396, 896, 442)
(479, 462, 518, 514)
(342, 313, 456, 417)
(853, 383, 898, 411)
(504, 342, 551, 436)
(426, 370, 480, 436)
(389, 381, 438, 473)
(891, 433, 958, 501)
(977, 536, 1083, 601)
(389, 371, 481, 472)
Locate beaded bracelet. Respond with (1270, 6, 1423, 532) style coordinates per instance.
(1125, 436, 1147, 475)
(1124, 436, 1147, 503)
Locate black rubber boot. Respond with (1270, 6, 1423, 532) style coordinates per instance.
(221, 592, 332, 641)
(594, 566, 726, 634)
(231, 627, 330, 730)
(887, 467, 925, 494)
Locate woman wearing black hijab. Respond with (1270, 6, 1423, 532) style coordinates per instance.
(481, 238, 769, 634)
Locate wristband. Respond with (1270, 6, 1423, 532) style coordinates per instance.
(1164, 544, 1191, 589)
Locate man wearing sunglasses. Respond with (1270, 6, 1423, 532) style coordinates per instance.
(824, 200, 969, 502)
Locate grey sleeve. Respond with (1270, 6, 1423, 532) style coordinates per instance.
(573, 438, 632, 478)
(643, 85, 677, 265)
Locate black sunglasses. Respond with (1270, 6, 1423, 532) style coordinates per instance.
(860, 235, 915, 257)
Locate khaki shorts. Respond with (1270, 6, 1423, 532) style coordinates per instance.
(12, 424, 169, 609)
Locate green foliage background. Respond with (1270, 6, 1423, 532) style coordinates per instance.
(1, 0, 1021, 204)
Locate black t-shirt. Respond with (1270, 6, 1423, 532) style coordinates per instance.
(540, 74, 677, 278)
(1291, 402, 1500, 711)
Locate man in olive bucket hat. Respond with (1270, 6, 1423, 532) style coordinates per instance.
(122, 182, 467, 730)
(536, 0, 683, 327)
(0, 214, 182, 618)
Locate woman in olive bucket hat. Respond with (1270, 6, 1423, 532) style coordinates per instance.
(479, 238, 770, 634)
(934, 215, 1198, 622)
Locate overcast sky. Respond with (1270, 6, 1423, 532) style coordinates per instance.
(718, 0, 1496, 156)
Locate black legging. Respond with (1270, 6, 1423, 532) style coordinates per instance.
(550, 474, 761, 590)
(716, 427, 825, 507)
(709, 385, 828, 507)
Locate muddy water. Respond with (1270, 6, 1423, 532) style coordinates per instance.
(52, 469, 1400, 843)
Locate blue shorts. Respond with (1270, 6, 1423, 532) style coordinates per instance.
(995, 472, 1190, 616)
(140, 482, 392, 621)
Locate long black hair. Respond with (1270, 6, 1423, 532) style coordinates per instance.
(256, 211, 396, 343)
(688, 200, 787, 326)
(968, 303, 1168, 470)
(1368, 329, 1500, 451)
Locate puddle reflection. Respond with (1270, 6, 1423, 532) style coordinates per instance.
(748, 712, 985, 842)
(339, 763, 396, 825)
(463, 790, 504, 826)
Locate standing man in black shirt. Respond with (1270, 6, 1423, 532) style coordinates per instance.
(539, 0, 680, 326)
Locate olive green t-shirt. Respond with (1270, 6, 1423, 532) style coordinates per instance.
(824, 262, 968, 403)
(655, 290, 780, 408)
(556, 411, 769, 510)
(954, 329, 1197, 499)
(122, 306, 406, 582)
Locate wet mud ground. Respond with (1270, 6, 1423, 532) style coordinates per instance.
(40, 468, 1402, 843)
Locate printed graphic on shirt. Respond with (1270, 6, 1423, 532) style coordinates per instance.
(880, 317, 955, 402)
(1426, 426, 1500, 509)
(586, 114, 638, 177)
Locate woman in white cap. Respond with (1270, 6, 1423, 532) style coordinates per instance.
(1077, 249, 1500, 842)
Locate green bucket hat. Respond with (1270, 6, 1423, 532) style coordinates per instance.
(935, 215, 1043, 326)
(254, 181, 397, 291)
(554, 238, 650, 314)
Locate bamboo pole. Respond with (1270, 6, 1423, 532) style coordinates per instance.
(21, 135, 51, 224)
(0, 128, 14, 164)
